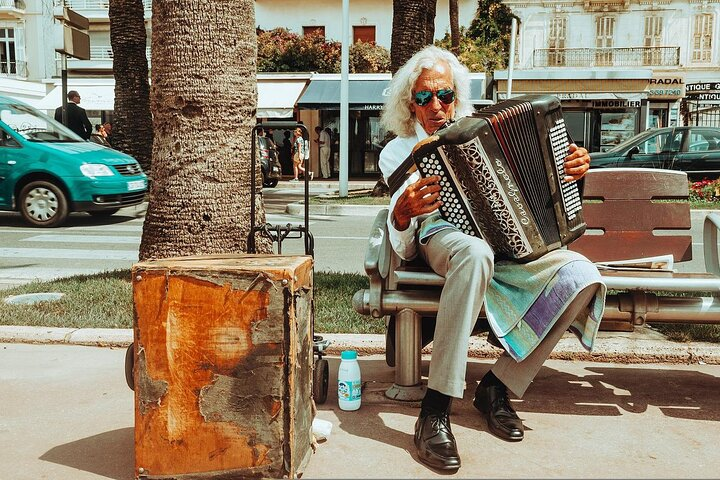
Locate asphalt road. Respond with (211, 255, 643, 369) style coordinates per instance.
(0, 186, 375, 290)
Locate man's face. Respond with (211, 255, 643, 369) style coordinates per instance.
(72, 94, 80, 104)
(411, 61, 456, 135)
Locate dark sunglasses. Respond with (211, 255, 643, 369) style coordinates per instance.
(413, 88, 455, 107)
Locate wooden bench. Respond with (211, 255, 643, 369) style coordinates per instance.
(352, 168, 720, 400)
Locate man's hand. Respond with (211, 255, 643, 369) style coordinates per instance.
(563, 143, 591, 181)
(392, 175, 442, 231)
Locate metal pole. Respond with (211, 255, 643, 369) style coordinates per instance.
(61, 53, 68, 126)
(507, 18, 517, 99)
(339, 0, 350, 198)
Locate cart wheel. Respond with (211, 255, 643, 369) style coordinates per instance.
(313, 358, 329, 404)
(125, 343, 135, 391)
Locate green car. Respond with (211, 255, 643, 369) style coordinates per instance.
(0, 96, 147, 227)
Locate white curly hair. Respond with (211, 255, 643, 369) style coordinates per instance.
(380, 45, 474, 138)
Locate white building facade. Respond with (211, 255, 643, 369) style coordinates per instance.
(496, 0, 720, 152)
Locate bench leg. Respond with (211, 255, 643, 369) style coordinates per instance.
(385, 308, 426, 401)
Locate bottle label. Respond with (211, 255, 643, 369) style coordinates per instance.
(338, 380, 361, 401)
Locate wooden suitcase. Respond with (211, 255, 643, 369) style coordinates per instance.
(132, 254, 314, 479)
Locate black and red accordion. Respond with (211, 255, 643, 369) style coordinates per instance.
(389, 94, 585, 262)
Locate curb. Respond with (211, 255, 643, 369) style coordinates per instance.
(286, 203, 385, 217)
(1, 326, 718, 365)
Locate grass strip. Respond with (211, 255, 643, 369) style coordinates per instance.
(1, 271, 719, 342)
(0, 269, 384, 334)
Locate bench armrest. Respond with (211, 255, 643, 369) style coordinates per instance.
(703, 212, 720, 276)
(364, 208, 391, 279)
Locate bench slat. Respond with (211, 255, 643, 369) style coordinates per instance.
(582, 201, 691, 231)
(582, 169, 689, 200)
(570, 232, 692, 262)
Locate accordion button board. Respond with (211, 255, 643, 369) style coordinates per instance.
(413, 94, 586, 262)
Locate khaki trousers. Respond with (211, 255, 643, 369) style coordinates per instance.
(419, 228, 599, 399)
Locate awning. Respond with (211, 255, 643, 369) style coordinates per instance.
(34, 84, 116, 111)
(257, 80, 308, 118)
(297, 79, 389, 110)
(298, 78, 489, 110)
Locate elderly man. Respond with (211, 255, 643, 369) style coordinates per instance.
(379, 45, 606, 471)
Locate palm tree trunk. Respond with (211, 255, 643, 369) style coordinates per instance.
(109, 0, 153, 173)
(449, 0, 460, 54)
(139, 0, 270, 260)
(390, 0, 437, 73)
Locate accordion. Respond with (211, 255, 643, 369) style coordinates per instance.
(392, 94, 585, 263)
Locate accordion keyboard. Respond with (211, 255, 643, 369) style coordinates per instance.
(549, 119, 582, 221)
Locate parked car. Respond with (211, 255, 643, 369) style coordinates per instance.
(0, 96, 148, 227)
(257, 135, 281, 188)
(589, 126, 720, 181)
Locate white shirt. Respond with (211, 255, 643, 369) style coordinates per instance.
(378, 122, 430, 260)
(319, 130, 331, 148)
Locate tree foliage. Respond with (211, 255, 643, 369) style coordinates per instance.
(256, 28, 390, 73)
(463, 0, 518, 69)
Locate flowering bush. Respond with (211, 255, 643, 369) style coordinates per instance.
(689, 179, 719, 202)
(256, 28, 390, 73)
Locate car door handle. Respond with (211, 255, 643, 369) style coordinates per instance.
(7, 160, 15, 165)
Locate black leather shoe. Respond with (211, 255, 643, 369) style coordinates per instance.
(414, 411, 461, 470)
(473, 381, 524, 442)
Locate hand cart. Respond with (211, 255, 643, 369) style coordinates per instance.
(248, 121, 330, 404)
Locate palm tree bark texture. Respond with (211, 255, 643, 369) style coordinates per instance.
(390, 0, 437, 73)
(140, 0, 271, 260)
(109, 0, 153, 173)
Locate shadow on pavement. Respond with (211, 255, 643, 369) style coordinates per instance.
(318, 358, 720, 449)
(39, 427, 134, 480)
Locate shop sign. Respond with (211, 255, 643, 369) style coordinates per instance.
(592, 100, 641, 109)
(646, 75, 685, 99)
(685, 82, 720, 100)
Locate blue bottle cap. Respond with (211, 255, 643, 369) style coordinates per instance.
(341, 350, 357, 360)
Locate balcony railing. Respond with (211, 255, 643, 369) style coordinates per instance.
(53, 0, 151, 9)
(534, 46, 680, 67)
(56, 46, 151, 73)
(0, 60, 27, 78)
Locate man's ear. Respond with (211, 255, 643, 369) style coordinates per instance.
(410, 103, 416, 115)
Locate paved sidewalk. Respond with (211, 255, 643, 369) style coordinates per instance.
(2, 342, 719, 479)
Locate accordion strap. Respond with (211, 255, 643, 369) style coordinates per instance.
(386, 135, 440, 196)
(387, 154, 417, 196)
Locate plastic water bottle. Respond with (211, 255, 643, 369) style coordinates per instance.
(337, 350, 361, 411)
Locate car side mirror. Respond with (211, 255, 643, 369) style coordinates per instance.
(627, 146, 640, 157)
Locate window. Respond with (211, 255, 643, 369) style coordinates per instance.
(0, 28, 16, 75)
(353, 26, 375, 44)
(689, 129, 720, 152)
(595, 16, 615, 66)
(692, 13, 713, 63)
(548, 17, 566, 66)
(638, 131, 678, 154)
(302, 26, 325, 38)
(644, 16, 663, 65)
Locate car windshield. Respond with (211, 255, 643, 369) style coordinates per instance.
(0, 103, 83, 143)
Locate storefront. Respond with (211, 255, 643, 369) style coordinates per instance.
(493, 70, 664, 152)
(297, 73, 490, 177)
(682, 81, 720, 128)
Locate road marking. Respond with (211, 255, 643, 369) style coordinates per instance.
(0, 248, 138, 261)
(23, 234, 141, 244)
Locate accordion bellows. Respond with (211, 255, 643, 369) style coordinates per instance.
(412, 95, 586, 262)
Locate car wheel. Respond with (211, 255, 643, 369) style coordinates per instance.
(19, 180, 69, 227)
(263, 178, 279, 188)
(87, 208, 120, 217)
